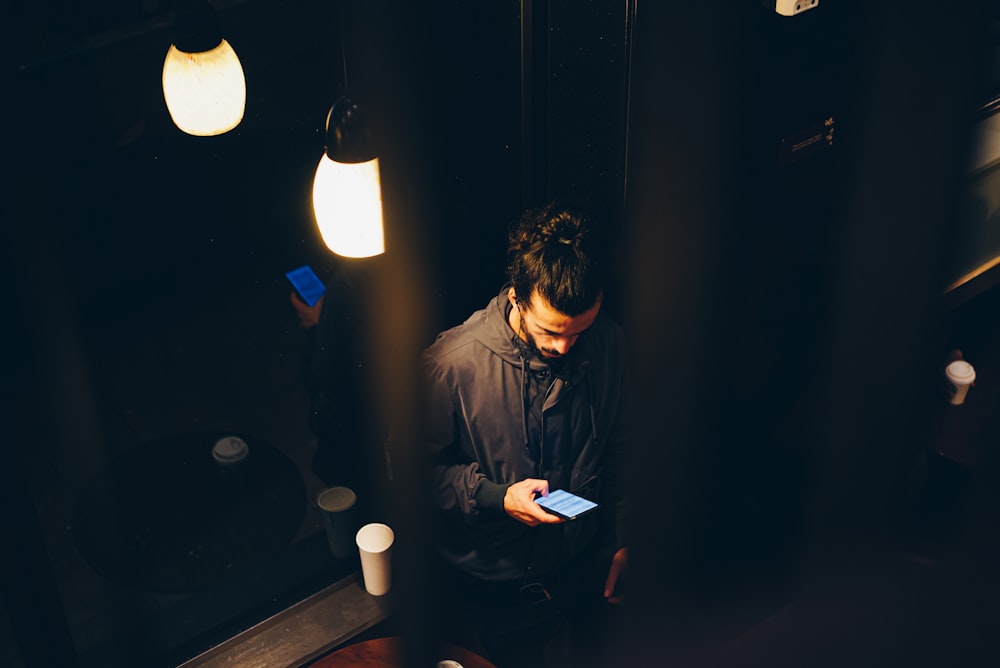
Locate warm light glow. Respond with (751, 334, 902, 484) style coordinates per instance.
(162, 40, 246, 136)
(312, 155, 385, 258)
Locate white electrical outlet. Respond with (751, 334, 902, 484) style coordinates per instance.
(775, 0, 819, 16)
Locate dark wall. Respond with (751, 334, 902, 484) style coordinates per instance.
(416, 0, 524, 330)
(623, 1, 991, 664)
(618, 1, 868, 604)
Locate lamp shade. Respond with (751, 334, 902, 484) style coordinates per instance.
(162, 38, 246, 136)
(311, 96, 384, 258)
(312, 155, 384, 258)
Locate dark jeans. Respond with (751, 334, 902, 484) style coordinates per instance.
(435, 542, 624, 668)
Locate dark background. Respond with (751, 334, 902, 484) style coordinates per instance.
(5, 0, 1000, 666)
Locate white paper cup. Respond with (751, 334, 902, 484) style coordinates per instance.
(945, 360, 976, 405)
(212, 436, 249, 490)
(316, 487, 359, 559)
(356, 523, 394, 596)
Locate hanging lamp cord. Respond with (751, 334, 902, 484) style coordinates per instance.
(339, 0, 349, 90)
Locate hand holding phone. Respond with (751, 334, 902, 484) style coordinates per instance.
(286, 265, 326, 307)
(535, 489, 598, 520)
(505, 478, 564, 526)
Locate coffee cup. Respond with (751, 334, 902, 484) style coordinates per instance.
(945, 360, 975, 405)
(212, 436, 249, 490)
(356, 523, 394, 596)
(316, 486, 360, 559)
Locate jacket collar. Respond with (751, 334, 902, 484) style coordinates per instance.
(481, 289, 592, 385)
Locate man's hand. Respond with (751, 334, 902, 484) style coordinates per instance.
(504, 479, 565, 526)
(603, 547, 627, 604)
(290, 291, 323, 329)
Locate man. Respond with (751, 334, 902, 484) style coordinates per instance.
(422, 202, 628, 667)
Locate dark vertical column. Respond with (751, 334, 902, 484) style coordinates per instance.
(349, 2, 441, 666)
(621, 0, 746, 661)
(521, 0, 550, 206)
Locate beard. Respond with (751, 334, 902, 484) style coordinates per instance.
(523, 330, 567, 369)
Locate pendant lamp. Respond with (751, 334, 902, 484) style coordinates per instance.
(162, 0, 246, 136)
(312, 96, 385, 258)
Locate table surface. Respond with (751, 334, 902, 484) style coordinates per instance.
(308, 636, 495, 668)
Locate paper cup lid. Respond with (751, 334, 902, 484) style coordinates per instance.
(212, 436, 249, 464)
(317, 486, 357, 512)
(356, 523, 394, 551)
(946, 360, 976, 384)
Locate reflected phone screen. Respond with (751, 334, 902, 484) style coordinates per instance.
(286, 265, 326, 307)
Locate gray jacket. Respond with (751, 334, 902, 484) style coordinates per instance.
(422, 290, 628, 582)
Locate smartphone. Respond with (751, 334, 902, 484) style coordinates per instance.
(285, 265, 326, 307)
(535, 489, 599, 520)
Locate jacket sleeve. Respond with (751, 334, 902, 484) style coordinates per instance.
(421, 350, 507, 520)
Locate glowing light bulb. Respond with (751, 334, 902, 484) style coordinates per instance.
(162, 39, 245, 136)
(312, 154, 385, 258)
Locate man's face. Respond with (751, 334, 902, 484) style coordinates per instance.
(510, 288, 601, 360)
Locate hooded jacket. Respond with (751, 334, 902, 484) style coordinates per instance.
(422, 289, 628, 582)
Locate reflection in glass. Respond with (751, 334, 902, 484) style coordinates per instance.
(162, 39, 246, 137)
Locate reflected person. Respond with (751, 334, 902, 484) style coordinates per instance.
(290, 260, 383, 514)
